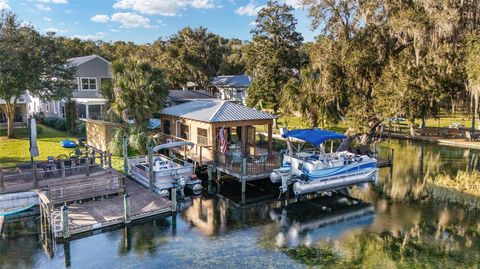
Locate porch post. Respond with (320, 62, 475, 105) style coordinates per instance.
(241, 125, 247, 157)
(268, 123, 273, 154)
(85, 103, 89, 119)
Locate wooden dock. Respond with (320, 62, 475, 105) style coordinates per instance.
(40, 178, 171, 239)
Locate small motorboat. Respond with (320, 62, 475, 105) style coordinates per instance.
(127, 141, 202, 196)
(60, 140, 76, 148)
(0, 192, 39, 217)
(270, 128, 378, 195)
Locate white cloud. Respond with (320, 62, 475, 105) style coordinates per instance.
(43, 17, 52, 21)
(44, 27, 66, 33)
(73, 32, 106, 41)
(113, 0, 217, 16)
(191, 0, 216, 9)
(37, 0, 68, 4)
(91, 14, 110, 23)
(235, 1, 265, 16)
(0, 0, 9, 10)
(111, 12, 150, 28)
(283, 0, 302, 9)
(36, 3, 52, 11)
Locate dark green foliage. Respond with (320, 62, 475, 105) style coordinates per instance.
(64, 99, 77, 134)
(0, 12, 74, 138)
(244, 1, 304, 112)
(283, 246, 338, 267)
(41, 116, 67, 131)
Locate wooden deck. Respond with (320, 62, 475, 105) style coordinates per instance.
(46, 179, 171, 238)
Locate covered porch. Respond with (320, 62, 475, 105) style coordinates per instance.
(212, 120, 280, 181)
(157, 100, 281, 182)
(74, 98, 106, 120)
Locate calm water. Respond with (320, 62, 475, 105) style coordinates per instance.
(1, 139, 480, 269)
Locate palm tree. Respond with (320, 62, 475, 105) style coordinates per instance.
(108, 58, 168, 154)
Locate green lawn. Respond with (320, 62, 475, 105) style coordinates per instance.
(267, 113, 472, 134)
(0, 125, 76, 167)
(0, 124, 123, 171)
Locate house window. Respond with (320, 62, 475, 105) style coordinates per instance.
(81, 78, 97, 91)
(197, 128, 208, 145)
(73, 78, 79, 91)
(163, 119, 171, 135)
(0, 109, 5, 123)
(14, 107, 22, 122)
(2, 107, 24, 123)
(180, 124, 189, 140)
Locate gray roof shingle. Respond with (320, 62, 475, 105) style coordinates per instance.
(67, 55, 110, 67)
(168, 90, 215, 101)
(161, 100, 277, 123)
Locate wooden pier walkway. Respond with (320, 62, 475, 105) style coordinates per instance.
(41, 179, 171, 239)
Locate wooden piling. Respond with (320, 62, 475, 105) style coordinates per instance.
(61, 160, 66, 179)
(148, 145, 154, 191)
(85, 157, 90, 176)
(108, 154, 112, 169)
(122, 136, 128, 176)
(171, 187, 177, 213)
(0, 165, 4, 192)
(63, 240, 71, 268)
(61, 205, 70, 239)
(207, 166, 213, 182)
(123, 193, 131, 224)
(33, 162, 38, 189)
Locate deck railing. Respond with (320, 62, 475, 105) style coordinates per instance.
(0, 145, 115, 194)
(150, 132, 214, 165)
(382, 125, 466, 138)
(214, 150, 281, 176)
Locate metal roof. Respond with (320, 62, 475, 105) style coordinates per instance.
(168, 90, 215, 101)
(211, 75, 252, 88)
(160, 100, 277, 123)
(67, 55, 110, 67)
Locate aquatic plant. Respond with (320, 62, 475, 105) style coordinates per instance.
(427, 171, 480, 209)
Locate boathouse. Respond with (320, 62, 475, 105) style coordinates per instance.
(156, 99, 281, 182)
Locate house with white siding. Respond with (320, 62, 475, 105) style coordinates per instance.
(209, 75, 252, 105)
(31, 54, 111, 120)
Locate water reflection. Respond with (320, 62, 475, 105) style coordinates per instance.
(1, 139, 480, 268)
(269, 197, 374, 248)
(375, 139, 480, 201)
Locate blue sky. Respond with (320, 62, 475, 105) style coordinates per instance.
(1, 0, 319, 44)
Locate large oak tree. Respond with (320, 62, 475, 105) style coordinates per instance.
(0, 12, 74, 138)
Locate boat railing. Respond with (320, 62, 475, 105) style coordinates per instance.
(149, 132, 214, 165)
(214, 150, 282, 176)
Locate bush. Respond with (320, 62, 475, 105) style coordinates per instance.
(36, 125, 44, 135)
(75, 122, 86, 137)
(41, 116, 67, 131)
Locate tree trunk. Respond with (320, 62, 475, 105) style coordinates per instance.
(451, 96, 455, 115)
(3, 100, 16, 139)
(308, 109, 318, 128)
(421, 117, 426, 129)
(472, 92, 476, 132)
(474, 93, 479, 132)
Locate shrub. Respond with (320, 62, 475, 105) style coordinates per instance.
(41, 116, 67, 131)
(75, 122, 86, 137)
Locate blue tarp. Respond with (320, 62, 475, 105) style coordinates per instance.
(282, 129, 347, 146)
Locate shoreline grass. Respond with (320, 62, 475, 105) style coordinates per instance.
(427, 171, 480, 209)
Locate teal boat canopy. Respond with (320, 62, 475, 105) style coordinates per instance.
(282, 129, 347, 146)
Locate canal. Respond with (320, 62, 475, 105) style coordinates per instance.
(1, 139, 479, 268)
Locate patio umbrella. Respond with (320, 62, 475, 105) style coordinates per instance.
(29, 118, 39, 158)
